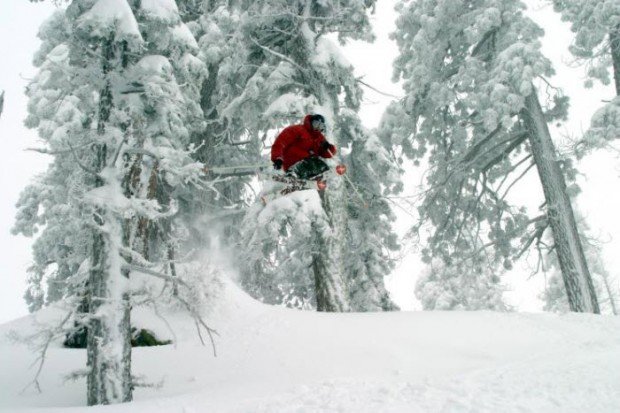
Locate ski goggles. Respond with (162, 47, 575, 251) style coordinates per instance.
(311, 118, 326, 133)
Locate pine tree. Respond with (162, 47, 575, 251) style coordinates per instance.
(341, 116, 401, 311)
(240, 191, 329, 309)
(63, 0, 145, 403)
(415, 257, 509, 311)
(14, 10, 92, 312)
(552, 0, 620, 94)
(384, 0, 599, 313)
(17, 0, 212, 404)
(211, 1, 351, 307)
(177, 0, 262, 248)
(227, 0, 399, 311)
(551, 1, 620, 158)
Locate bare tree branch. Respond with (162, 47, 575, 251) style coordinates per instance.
(20, 310, 73, 394)
(500, 160, 537, 201)
(123, 264, 218, 356)
(250, 37, 304, 71)
(481, 132, 529, 172)
(25, 140, 95, 156)
(516, 219, 549, 260)
(356, 78, 402, 99)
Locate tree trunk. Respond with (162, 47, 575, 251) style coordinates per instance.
(87, 35, 133, 403)
(610, 25, 620, 96)
(310, 83, 349, 312)
(600, 271, 618, 315)
(88, 140, 132, 404)
(87, 144, 133, 404)
(521, 89, 600, 313)
(311, 213, 350, 312)
(315, 176, 350, 310)
(0, 90, 4, 119)
(87, 215, 132, 405)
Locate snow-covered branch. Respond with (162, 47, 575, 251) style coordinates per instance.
(124, 263, 218, 356)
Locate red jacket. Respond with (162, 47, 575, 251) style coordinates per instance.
(271, 115, 337, 171)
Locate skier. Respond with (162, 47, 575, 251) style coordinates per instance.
(271, 114, 337, 180)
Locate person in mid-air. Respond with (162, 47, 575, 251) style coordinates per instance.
(271, 114, 337, 180)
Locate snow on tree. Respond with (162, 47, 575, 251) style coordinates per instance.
(214, 0, 399, 311)
(58, 0, 145, 403)
(551, 1, 620, 157)
(415, 257, 510, 311)
(339, 113, 402, 311)
(384, 0, 599, 313)
(16, 0, 217, 405)
(124, 0, 206, 269)
(240, 191, 328, 310)
(551, 0, 620, 93)
(13, 10, 91, 312)
(172, 1, 262, 249)
(578, 96, 620, 157)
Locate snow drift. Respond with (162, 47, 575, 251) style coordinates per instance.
(1, 277, 619, 412)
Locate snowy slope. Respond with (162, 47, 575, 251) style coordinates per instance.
(1, 278, 619, 413)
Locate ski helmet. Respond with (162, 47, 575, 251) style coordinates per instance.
(310, 114, 326, 132)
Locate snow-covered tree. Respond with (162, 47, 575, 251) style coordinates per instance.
(240, 191, 328, 310)
(340, 116, 401, 311)
(16, 0, 214, 405)
(13, 10, 91, 312)
(551, 1, 620, 157)
(552, 0, 620, 94)
(415, 257, 509, 311)
(239, 129, 401, 313)
(124, 0, 206, 270)
(224, 0, 399, 311)
(384, 0, 599, 313)
(55, 0, 146, 403)
(166, 1, 265, 250)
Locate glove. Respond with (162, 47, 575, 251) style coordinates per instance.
(273, 159, 283, 170)
(321, 141, 333, 152)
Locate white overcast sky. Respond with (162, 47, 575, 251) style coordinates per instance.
(1, 0, 618, 322)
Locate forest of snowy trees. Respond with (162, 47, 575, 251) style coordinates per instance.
(9, 0, 620, 406)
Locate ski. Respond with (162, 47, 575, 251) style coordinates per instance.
(201, 160, 346, 205)
(260, 173, 327, 205)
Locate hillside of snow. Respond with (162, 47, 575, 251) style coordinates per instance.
(1, 278, 619, 413)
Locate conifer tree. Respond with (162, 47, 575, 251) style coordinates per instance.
(17, 0, 212, 404)
(415, 257, 509, 311)
(552, 0, 620, 94)
(551, 1, 620, 157)
(341, 118, 401, 311)
(384, 0, 599, 313)
(14, 10, 91, 311)
(176, 0, 263, 248)
(229, 0, 399, 311)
